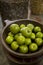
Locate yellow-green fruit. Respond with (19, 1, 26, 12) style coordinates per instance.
(34, 26, 41, 32)
(20, 24, 25, 29)
(35, 38, 43, 46)
(8, 32, 14, 37)
(14, 33, 22, 40)
(11, 41, 19, 50)
(17, 35, 25, 45)
(25, 38, 31, 45)
(36, 32, 43, 38)
(29, 43, 38, 52)
(10, 24, 20, 34)
(6, 36, 14, 44)
(31, 33, 35, 39)
(27, 24, 34, 30)
(19, 45, 28, 53)
(20, 27, 32, 37)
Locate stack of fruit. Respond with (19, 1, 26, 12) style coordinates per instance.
(6, 23, 43, 54)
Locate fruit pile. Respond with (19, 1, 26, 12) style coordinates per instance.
(6, 23, 43, 54)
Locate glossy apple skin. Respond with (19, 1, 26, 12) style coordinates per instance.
(25, 38, 31, 45)
(17, 35, 25, 45)
(31, 33, 35, 39)
(19, 45, 28, 54)
(10, 24, 20, 34)
(27, 24, 34, 31)
(20, 27, 32, 37)
(35, 38, 43, 46)
(36, 32, 43, 38)
(29, 43, 38, 52)
(34, 26, 41, 32)
(6, 36, 14, 44)
(20, 24, 25, 29)
(11, 41, 19, 51)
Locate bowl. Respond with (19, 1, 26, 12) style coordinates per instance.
(1, 19, 43, 64)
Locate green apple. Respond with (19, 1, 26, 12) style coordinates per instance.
(6, 36, 14, 44)
(17, 35, 25, 45)
(14, 33, 22, 40)
(18, 33, 22, 36)
(27, 24, 34, 30)
(20, 27, 32, 37)
(14, 34, 19, 40)
(27, 27, 32, 32)
(42, 33, 43, 38)
(25, 38, 31, 45)
(19, 45, 28, 53)
(35, 38, 43, 46)
(8, 32, 14, 37)
(36, 32, 43, 38)
(29, 43, 38, 52)
(31, 33, 35, 39)
(20, 24, 25, 29)
(11, 41, 19, 50)
(10, 24, 20, 34)
(34, 26, 41, 32)
(42, 40, 43, 43)
(20, 27, 28, 32)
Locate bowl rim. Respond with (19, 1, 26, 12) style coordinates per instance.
(6, 53, 43, 64)
(1, 19, 43, 58)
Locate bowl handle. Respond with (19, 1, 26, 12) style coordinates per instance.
(4, 20, 18, 26)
